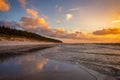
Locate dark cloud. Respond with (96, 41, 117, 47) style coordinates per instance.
(93, 28, 120, 35)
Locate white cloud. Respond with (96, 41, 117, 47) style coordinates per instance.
(68, 8, 79, 12)
(55, 5, 63, 12)
(66, 14, 73, 21)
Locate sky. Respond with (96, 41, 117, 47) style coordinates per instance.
(0, 0, 120, 43)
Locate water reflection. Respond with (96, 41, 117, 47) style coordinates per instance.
(37, 58, 48, 71)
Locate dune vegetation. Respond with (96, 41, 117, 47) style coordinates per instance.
(0, 25, 62, 43)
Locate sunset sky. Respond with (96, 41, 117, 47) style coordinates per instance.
(0, 0, 120, 43)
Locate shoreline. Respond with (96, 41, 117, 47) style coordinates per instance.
(0, 41, 56, 60)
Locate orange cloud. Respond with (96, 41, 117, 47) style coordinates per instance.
(26, 8, 38, 18)
(18, 0, 26, 8)
(22, 8, 50, 30)
(0, 0, 10, 12)
(25, 8, 49, 29)
(93, 28, 120, 35)
(38, 18, 50, 29)
(17, 0, 51, 36)
(112, 20, 120, 23)
(18, 0, 50, 31)
(55, 27, 66, 33)
(19, 16, 50, 30)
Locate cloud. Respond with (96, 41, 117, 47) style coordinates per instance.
(18, 16, 53, 37)
(26, 8, 38, 18)
(18, 0, 26, 8)
(68, 8, 79, 12)
(93, 28, 120, 35)
(18, 0, 50, 31)
(66, 14, 73, 21)
(13, 1, 56, 37)
(56, 20, 61, 24)
(26, 8, 49, 29)
(55, 5, 63, 12)
(112, 20, 120, 23)
(18, 0, 51, 34)
(55, 27, 66, 33)
(20, 8, 50, 31)
(19, 16, 40, 30)
(19, 17, 70, 38)
(19, 16, 50, 32)
(51, 28, 70, 38)
(0, 0, 10, 12)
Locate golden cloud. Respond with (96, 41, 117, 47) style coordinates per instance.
(93, 28, 120, 35)
(55, 27, 66, 33)
(26, 8, 38, 18)
(112, 20, 120, 23)
(19, 16, 50, 30)
(22, 8, 50, 30)
(0, 0, 10, 12)
(38, 18, 50, 29)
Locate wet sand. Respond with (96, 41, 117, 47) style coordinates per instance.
(0, 41, 56, 54)
(39, 44, 120, 79)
